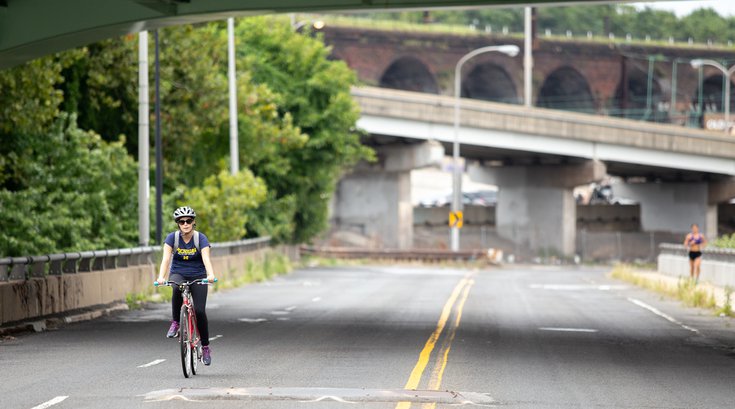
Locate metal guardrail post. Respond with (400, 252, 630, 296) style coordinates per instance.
(63, 253, 81, 274)
(9, 257, 28, 280)
(104, 249, 118, 270)
(129, 248, 142, 266)
(29, 255, 48, 278)
(78, 251, 95, 272)
(92, 250, 106, 271)
(118, 248, 131, 268)
(0, 257, 11, 281)
(48, 253, 66, 275)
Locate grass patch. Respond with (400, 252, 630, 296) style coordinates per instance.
(212, 251, 292, 292)
(128, 250, 292, 305)
(610, 264, 729, 315)
(719, 286, 733, 317)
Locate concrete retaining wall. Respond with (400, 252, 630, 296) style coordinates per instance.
(576, 205, 640, 231)
(414, 205, 495, 226)
(658, 245, 735, 288)
(0, 245, 289, 327)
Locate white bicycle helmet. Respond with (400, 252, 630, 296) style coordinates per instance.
(173, 206, 196, 220)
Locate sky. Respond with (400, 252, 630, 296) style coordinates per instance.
(630, 1, 735, 17)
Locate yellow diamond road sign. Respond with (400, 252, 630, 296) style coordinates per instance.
(449, 211, 463, 229)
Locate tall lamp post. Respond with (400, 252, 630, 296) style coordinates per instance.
(691, 59, 735, 132)
(451, 44, 520, 252)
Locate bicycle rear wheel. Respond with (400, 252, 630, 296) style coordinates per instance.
(180, 307, 192, 378)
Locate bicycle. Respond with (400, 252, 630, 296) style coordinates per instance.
(154, 278, 216, 378)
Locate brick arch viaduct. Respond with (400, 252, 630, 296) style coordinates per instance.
(322, 26, 735, 125)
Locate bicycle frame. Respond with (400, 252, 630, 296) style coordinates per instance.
(181, 282, 201, 374)
(155, 278, 211, 378)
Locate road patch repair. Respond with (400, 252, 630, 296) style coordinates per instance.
(141, 387, 496, 405)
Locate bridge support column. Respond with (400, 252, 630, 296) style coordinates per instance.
(470, 160, 606, 257)
(707, 177, 735, 239)
(613, 182, 719, 239)
(333, 141, 443, 249)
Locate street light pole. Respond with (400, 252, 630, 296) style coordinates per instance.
(691, 59, 735, 132)
(228, 17, 239, 175)
(451, 44, 520, 252)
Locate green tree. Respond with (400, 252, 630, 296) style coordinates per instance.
(0, 114, 137, 256)
(627, 7, 678, 40)
(681, 8, 729, 42)
(235, 17, 374, 243)
(185, 169, 267, 242)
(0, 53, 81, 136)
(59, 36, 139, 154)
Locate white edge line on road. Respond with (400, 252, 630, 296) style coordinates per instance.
(628, 298, 700, 334)
(539, 327, 598, 333)
(30, 396, 68, 409)
(138, 359, 166, 368)
(209, 334, 223, 342)
(312, 297, 321, 302)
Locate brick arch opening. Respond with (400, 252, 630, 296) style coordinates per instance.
(379, 57, 439, 94)
(537, 67, 595, 113)
(693, 74, 735, 113)
(461, 63, 519, 104)
(614, 67, 664, 120)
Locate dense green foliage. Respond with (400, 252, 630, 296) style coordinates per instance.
(0, 114, 138, 256)
(235, 19, 373, 243)
(713, 233, 735, 249)
(186, 169, 267, 242)
(343, 5, 735, 44)
(0, 16, 372, 256)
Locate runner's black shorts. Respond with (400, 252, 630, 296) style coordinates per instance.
(688, 251, 702, 260)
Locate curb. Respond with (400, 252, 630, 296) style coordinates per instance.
(0, 303, 129, 337)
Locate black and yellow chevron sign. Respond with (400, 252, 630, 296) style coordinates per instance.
(449, 211, 463, 229)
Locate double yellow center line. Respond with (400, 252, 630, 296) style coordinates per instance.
(396, 272, 476, 409)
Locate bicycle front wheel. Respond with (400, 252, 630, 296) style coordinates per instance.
(180, 307, 192, 378)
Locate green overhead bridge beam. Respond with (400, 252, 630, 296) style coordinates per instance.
(0, 0, 634, 69)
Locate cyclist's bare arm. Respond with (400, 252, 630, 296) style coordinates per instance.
(201, 246, 216, 282)
(157, 243, 174, 285)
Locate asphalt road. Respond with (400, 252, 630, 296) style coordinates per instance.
(2, 264, 734, 409)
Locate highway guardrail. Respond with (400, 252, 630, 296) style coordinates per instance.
(0, 237, 271, 282)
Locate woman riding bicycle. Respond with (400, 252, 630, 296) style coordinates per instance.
(157, 206, 216, 365)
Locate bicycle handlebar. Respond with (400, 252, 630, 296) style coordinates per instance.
(154, 277, 218, 287)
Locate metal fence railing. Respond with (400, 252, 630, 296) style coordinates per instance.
(659, 242, 735, 263)
(0, 237, 271, 282)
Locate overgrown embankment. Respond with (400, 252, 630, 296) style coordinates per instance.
(610, 265, 733, 317)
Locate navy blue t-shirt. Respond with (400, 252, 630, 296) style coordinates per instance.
(164, 231, 211, 279)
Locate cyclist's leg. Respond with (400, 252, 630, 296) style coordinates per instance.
(170, 273, 185, 321)
(190, 282, 209, 345)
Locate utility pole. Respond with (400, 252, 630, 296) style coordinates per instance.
(154, 30, 162, 244)
(138, 31, 150, 246)
(228, 17, 239, 175)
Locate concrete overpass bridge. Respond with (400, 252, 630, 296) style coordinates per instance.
(322, 25, 735, 129)
(336, 86, 735, 255)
